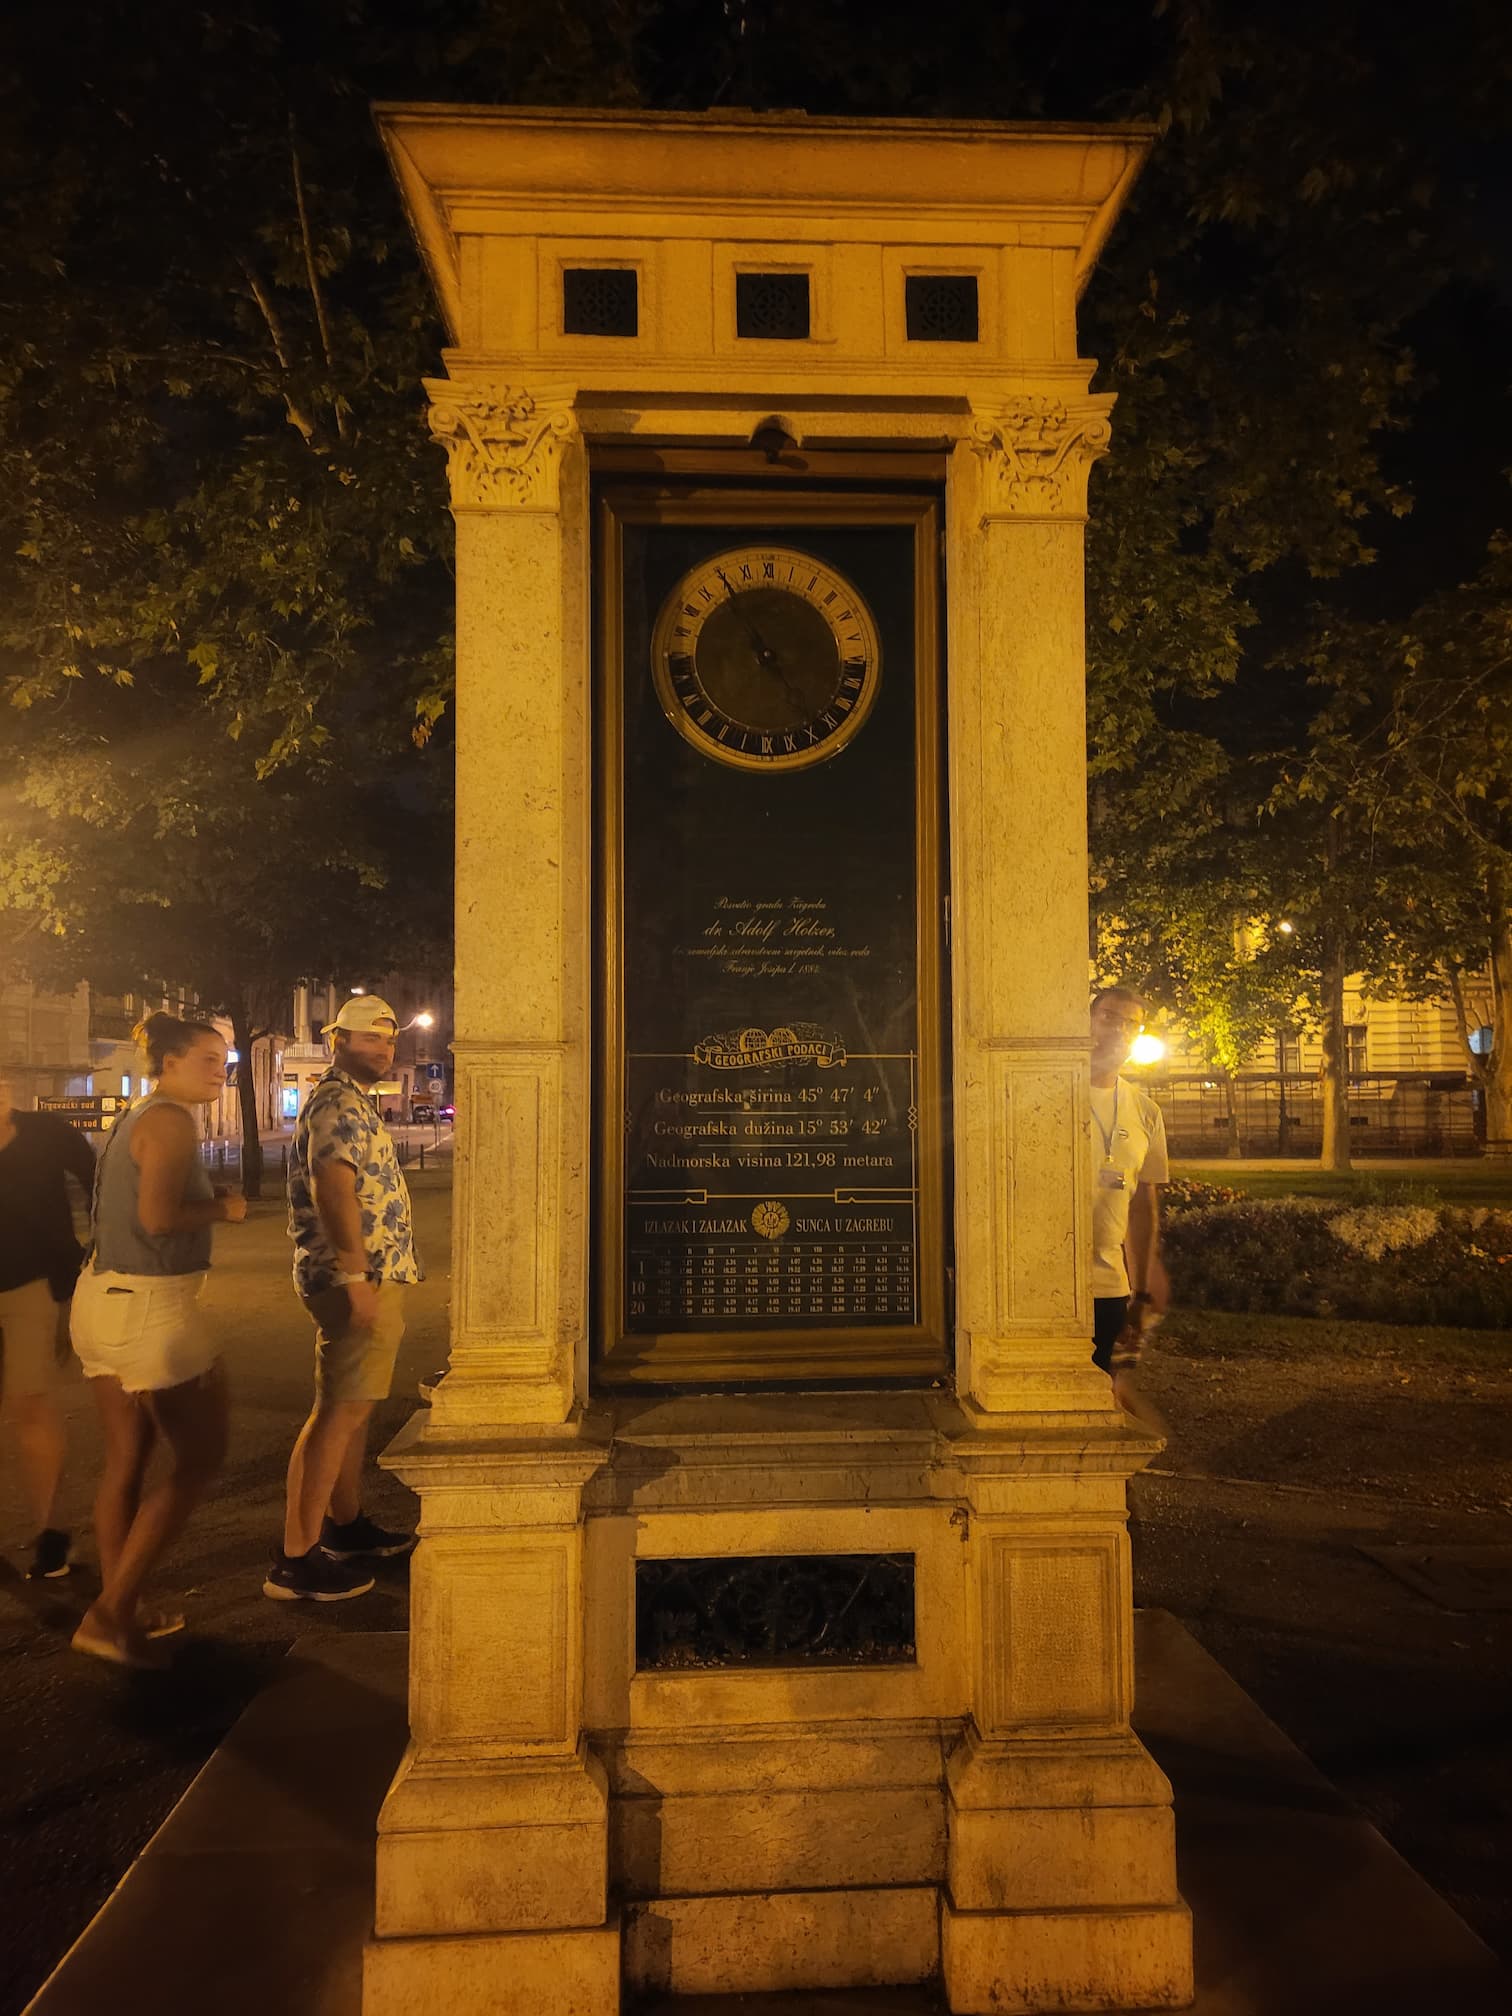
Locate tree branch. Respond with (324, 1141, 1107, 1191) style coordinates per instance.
(237, 258, 319, 445)
(289, 116, 348, 444)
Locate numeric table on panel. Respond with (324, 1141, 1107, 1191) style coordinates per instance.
(627, 1238, 915, 1323)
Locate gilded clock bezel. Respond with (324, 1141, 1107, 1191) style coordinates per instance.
(650, 543, 883, 772)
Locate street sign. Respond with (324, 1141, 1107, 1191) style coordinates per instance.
(37, 1095, 123, 1133)
(424, 1063, 446, 1081)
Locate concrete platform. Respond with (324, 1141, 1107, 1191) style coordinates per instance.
(24, 1614, 1508, 2016)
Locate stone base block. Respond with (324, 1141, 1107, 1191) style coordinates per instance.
(608, 1727, 947, 1897)
(941, 1898, 1194, 2013)
(945, 1726, 1181, 1915)
(616, 1785, 944, 1895)
(623, 1885, 940, 1996)
(949, 1803, 1177, 1912)
(375, 1745, 608, 1936)
(363, 1917, 620, 2016)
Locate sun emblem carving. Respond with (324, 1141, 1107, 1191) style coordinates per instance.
(751, 1200, 791, 1240)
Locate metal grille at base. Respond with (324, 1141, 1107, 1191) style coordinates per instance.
(635, 1553, 916, 1669)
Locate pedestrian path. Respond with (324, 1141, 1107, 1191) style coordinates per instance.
(23, 1612, 1508, 2016)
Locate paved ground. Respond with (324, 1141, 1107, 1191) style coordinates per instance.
(2, 1171, 1509, 2014)
(0, 1173, 453, 2016)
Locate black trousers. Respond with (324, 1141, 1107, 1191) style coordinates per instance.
(1091, 1295, 1129, 1375)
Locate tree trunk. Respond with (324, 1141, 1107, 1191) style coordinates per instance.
(1220, 1067, 1242, 1158)
(1484, 877, 1512, 1159)
(229, 997, 266, 1201)
(1318, 934, 1352, 1172)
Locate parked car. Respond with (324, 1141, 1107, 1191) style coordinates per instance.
(439, 1104, 456, 1121)
(410, 1103, 435, 1124)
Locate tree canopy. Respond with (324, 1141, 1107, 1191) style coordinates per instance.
(3, 0, 1510, 1161)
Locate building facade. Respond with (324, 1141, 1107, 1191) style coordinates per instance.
(1133, 974, 1495, 1157)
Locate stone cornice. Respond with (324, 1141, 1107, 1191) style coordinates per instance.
(967, 394, 1115, 520)
(425, 380, 578, 511)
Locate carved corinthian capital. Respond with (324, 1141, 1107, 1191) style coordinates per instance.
(967, 395, 1115, 520)
(425, 380, 578, 512)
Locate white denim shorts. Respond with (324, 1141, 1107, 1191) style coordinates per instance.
(71, 1266, 218, 1393)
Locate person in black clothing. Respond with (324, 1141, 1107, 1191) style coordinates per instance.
(0, 1070, 97, 1579)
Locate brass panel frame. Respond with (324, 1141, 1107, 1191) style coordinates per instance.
(595, 480, 948, 1385)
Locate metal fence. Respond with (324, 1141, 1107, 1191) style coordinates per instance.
(1149, 1074, 1483, 1159)
(198, 1135, 436, 1176)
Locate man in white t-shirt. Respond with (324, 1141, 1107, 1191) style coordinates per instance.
(1089, 986, 1169, 1375)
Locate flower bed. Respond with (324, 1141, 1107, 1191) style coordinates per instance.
(1160, 1192, 1512, 1330)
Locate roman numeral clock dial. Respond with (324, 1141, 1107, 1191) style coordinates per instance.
(650, 546, 882, 771)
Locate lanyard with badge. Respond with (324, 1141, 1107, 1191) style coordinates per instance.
(1094, 1083, 1126, 1191)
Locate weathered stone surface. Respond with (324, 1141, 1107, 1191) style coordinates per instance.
(367, 104, 1184, 2016)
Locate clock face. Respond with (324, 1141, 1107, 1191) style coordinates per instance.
(650, 544, 882, 771)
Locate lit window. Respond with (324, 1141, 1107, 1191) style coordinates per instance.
(121, 1073, 132, 1098)
(139, 1077, 152, 1097)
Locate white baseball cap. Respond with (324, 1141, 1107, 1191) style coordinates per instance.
(321, 994, 399, 1037)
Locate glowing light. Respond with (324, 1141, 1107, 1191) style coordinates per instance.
(226, 1048, 240, 1063)
(415, 1011, 435, 1030)
(1277, 920, 1294, 935)
(1129, 1033, 1166, 1066)
(350, 985, 367, 995)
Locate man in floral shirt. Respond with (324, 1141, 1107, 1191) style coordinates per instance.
(265, 994, 424, 1602)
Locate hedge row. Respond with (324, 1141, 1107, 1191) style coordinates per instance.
(1159, 1184, 1512, 1330)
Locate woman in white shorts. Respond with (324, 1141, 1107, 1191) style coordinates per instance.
(70, 1013, 246, 1669)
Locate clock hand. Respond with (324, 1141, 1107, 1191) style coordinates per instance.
(715, 570, 813, 714)
(715, 570, 776, 661)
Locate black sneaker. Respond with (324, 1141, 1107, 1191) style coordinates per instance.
(263, 1547, 376, 1602)
(417, 1369, 448, 1403)
(319, 1512, 416, 1561)
(28, 1529, 71, 1580)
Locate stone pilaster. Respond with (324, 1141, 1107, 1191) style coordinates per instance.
(937, 1418, 1189, 2016)
(367, 1417, 618, 2014)
(937, 397, 1189, 2014)
(365, 380, 613, 2016)
(424, 378, 590, 1427)
(944, 395, 1117, 1417)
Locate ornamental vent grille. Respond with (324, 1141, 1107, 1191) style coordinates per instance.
(562, 267, 639, 337)
(635, 1552, 916, 1669)
(735, 271, 812, 340)
(905, 274, 980, 342)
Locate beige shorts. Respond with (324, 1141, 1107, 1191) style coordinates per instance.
(0, 1277, 70, 1399)
(71, 1266, 218, 1393)
(305, 1280, 406, 1404)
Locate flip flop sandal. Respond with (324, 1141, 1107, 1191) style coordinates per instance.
(141, 1609, 186, 1640)
(70, 1620, 170, 1672)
